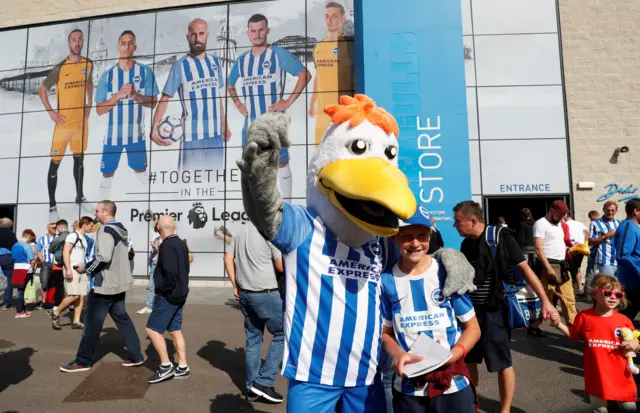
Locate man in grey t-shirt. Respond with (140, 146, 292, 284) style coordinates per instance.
(223, 221, 284, 404)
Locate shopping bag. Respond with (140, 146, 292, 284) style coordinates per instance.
(24, 276, 37, 304)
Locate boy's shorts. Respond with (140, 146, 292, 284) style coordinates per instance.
(146, 295, 184, 333)
(464, 306, 512, 373)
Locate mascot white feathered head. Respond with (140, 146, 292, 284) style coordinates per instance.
(307, 94, 417, 248)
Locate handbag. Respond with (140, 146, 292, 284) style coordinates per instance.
(486, 226, 542, 329)
(24, 276, 37, 303)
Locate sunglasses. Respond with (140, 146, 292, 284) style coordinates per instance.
(595, 289, 625, 299)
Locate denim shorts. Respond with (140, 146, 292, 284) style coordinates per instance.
(146, 296, 184, 333)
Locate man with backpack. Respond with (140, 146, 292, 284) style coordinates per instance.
(453, 200, 558, 413)
(50, 216, 93, 330)
(60, 200, 143, 373)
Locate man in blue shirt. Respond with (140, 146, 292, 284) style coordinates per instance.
(614, 198, 640, 320)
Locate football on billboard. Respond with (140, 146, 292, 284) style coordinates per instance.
(157, 116, 184, 142)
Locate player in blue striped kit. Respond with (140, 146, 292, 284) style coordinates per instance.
(228, 13, 311, 200)
(151, 18, 231, 171)
(380, 207, 480, 413)
(95, 30, 159, 199)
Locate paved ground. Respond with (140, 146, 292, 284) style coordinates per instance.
(0, 287, 634, 413)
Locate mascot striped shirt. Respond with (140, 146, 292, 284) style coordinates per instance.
(272, 203, 393, 387)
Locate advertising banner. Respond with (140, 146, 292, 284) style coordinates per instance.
(1, 0, 357, 277)
(356, 0, 471, 247)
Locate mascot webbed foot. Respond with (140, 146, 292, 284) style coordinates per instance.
(432, 248, 477, 297)
(237, 113, 291, 240)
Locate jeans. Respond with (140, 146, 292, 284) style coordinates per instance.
(380, 349, 394, 413)
(2, 265, 13, 307)
(146, 264, 156, 309)
(75, 291, 143, 367)
(14, 287, 25, 313)
(239, 290, 284, 391)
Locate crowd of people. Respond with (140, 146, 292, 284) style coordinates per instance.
(0, 200, 193, 384)
(1, 196, 640, 412)
(225, 197, 640, 413)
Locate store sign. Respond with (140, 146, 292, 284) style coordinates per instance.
(597, 184, 639, 203)
(358, 0, 471, 246)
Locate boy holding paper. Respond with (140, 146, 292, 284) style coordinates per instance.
(381, 206, 481, 413)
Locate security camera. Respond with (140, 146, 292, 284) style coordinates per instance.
(620, 146, 630, 153)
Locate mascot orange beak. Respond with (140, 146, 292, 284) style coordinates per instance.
(318, 157, 417, 237)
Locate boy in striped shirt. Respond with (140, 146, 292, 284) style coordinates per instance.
(586, 200, 620, 293)
(96, 30, 159, 199)
(381, 207, 480, 413)
(36, 222, 57, 308)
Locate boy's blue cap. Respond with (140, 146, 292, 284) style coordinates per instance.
(399, 205, 433, 228)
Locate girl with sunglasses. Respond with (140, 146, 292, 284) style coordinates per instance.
(552, 274, 637, 412)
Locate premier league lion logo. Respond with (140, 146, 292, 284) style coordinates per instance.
(188, 202, 208, 229)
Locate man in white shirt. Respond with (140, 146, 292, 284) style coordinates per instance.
(533, 200, 576, 326)
(51, 216, 92, 330)
(564, 211, 588, 293)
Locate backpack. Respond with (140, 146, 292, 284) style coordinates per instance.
(50, 231, 83, 266)
(486, 225, 541, 329)
(49, 231, 70, 266)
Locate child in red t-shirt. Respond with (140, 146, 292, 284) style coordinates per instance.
(553, 274, 638, 412)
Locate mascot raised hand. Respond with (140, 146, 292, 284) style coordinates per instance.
(238, 94, 475, 413)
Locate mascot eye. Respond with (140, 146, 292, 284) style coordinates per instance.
(385, 145, 398, 160)
(349, 139, 368, 155)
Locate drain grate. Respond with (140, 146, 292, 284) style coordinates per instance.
(64, 362, 153, 403)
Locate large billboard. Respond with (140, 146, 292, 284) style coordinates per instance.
(1, 0, 357, 277)
(1, 0, 566, 277)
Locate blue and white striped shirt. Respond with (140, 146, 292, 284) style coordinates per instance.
(271, 203, 393, 387)
(96, 62, 159, 146)
(163, 54, 225, 142)
(228, 46, 304, 130)
(36, 235, 54, 264)
(381, 260, 475, 397)
(589, 218, 621, 266)
(84, 234, 96, 263)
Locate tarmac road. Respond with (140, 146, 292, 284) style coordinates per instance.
(0, 287, 634, 413)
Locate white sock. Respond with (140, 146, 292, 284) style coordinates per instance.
(100, 176, 113, 200)
(278, 163, 292, 200)
(135, 171, 148, 185)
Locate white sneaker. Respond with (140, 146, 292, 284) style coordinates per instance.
(49, 207, 60, 223)
(137, 307, 152, 314)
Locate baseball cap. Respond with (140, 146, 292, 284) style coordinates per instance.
(399, 205, 433, 228)
(551, 200, 569, 214)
